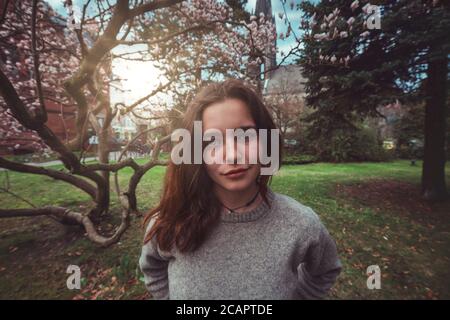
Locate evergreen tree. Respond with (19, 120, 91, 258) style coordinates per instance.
(297, 0, 449, 200)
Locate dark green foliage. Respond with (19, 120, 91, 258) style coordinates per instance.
(298, 0, 449, 111)
(281, 153, 317, 165)
(297, 0, 449, 198)
(308, 122, 394, 162)
(394, 103, 425, 159)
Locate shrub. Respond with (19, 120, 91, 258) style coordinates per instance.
(312, 127, 394, 162)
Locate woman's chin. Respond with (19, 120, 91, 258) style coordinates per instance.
(218, 179, 256, 192)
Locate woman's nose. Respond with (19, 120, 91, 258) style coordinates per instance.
(224, 138, 244, 164)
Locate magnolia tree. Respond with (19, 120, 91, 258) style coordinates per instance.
(0, 1, 80, 154)
(0, 0, 276, 246)
(115, 0, 277, 118)
(277, 0, 449, 200)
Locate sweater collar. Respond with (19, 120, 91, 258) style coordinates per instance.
(220, 188, 275, 223)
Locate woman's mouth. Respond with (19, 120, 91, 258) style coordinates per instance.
(222, 167, 250, 179)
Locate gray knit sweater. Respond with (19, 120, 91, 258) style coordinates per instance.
(139, 188, 342, 300)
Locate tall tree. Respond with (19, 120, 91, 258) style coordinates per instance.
(293, 0, 449, 200)
(0, 0, 275, 245)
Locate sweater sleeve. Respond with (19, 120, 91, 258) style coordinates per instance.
(139, 216, 172, 300)
(294, 209, 342, 299)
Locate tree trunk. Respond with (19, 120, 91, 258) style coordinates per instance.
(98, 127, 111, 215)
(421, 52, 448, 201)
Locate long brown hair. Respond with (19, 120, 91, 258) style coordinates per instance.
(143, 79, 282, 253)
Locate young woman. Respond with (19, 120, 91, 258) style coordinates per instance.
(139, 79, 342, 300)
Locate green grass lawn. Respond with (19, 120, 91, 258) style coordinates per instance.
(0, 160, 449, 299)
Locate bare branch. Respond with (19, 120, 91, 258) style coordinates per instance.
(0, 206, 129, 247)
(0, 157, 97, 200)
(127, 0, 183, 18)
(30, 0, 47, 123)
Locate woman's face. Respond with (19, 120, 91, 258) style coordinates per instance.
(202, 98, 261, 193)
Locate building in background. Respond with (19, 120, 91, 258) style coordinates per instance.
(0, 0, 116, 157)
